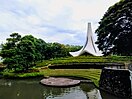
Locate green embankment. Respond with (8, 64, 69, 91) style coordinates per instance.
(1, 55, 132, 87)
(39, 69, 101, 87)
(36, 56, 132, 67)
(2, 69, 101, 87)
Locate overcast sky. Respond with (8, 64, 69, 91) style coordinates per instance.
(0, 0, 120, 45)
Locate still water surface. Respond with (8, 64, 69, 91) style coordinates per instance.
(0, 78, 120, 99)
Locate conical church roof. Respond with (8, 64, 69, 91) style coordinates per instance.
(69, 22, 103, 57)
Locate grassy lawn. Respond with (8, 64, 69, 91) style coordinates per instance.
(39, 69, 101, 87)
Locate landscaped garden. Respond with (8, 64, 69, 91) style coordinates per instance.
(1, 55, 132, 87)
(0, 0, 132, 98)
(0, 33, 131, 87)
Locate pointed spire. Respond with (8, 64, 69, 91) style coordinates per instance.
(69, 22, 103, 57)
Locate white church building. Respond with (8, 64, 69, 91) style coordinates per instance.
(69, 23, 103, 57)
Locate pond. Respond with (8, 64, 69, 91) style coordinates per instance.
(0, 78, 120, 99)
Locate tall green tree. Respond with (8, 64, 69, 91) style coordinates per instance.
(50, 42, 63, 58)
(16, 40, 36, 71)
(21, 35, 47, 61)
(0, 33, 21, 70)
(21, 35, 41, 62)
(37, 39, 47, 61)
(0, 33, 36, 71)
(1, 33, 21, 51)
(96, 0, 132, 55)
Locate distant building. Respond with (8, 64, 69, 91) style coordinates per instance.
(69, 23, 103, 57)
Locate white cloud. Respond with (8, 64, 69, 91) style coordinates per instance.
(0, 0, 120, 45)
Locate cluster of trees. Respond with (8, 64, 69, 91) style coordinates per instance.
(1, 0, 131, 72)
(0, 33, 81, 72)
(96, 0, 132, 56)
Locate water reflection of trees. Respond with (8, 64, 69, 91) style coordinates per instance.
(0, 79, 106, 99)
(0, 79, 79, 99)
(0, 79, 44, 99)
(42, 86, 72, 98)
(80, 83, 95, 92)
(79, 83, 96, 99)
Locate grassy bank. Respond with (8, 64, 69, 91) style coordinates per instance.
(39, 69, 101, 87)
(1, 69, 101, 87)
(36, 56, 132, 67)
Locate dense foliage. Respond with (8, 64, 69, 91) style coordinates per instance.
(0, 33, 82, 72)
(96, 0, 132, 55)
